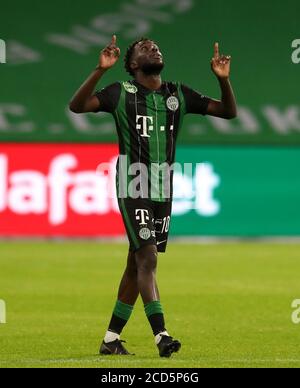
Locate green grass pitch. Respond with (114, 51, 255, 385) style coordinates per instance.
(1, 241, 300, 368)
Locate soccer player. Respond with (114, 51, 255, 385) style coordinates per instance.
(69, 35, 236, 357)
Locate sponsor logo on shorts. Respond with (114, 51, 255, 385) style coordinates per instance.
(139, 227, 151, 240)
(135, 209, 149, 225)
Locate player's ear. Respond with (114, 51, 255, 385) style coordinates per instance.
(130, 60, 138, 72)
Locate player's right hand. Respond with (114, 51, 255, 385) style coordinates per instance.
(98, 35, 121, 70)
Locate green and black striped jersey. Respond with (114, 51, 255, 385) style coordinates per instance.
(95, 79, 210, 202)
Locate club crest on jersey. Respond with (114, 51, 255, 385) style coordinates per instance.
(123, 81, 138, 94)
(166, 96, 179, 111)
(139, 228, 151, 240)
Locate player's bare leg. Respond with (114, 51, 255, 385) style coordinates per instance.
(135, 245, 159, 303)
(100, 251, 138, 355)
(135, 244, 181, 357)
(118, 250, 139, 305)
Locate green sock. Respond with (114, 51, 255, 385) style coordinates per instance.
(108, 300, 134, 334)
(144, 300, 164, 317)
(113, 300, 134, 321)
(144, 301, 166, 336)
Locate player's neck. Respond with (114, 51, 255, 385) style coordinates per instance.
(134, 73, 162, 91)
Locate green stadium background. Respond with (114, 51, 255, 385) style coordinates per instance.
(0, 0, 299, 236)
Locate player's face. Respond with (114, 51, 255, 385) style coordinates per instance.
(131, 40, 164, 75)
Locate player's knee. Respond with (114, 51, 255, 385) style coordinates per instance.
(135, 245, 158, 273)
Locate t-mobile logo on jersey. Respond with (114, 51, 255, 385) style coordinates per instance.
(135, 209, 149, 225)
(136, 115, 173, 138)
(136, 115, 153, 138)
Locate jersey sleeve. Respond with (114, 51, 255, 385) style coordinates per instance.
(180, 84, 211, 115)
(93, 82, 121, 113)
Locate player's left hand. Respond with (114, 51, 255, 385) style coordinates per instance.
(211, 43, 231, 79)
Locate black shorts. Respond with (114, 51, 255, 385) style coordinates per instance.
(118, 198, 172, 253)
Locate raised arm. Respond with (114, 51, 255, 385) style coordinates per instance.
(69, 35, 120, 113)
(206, 42, 237, 119)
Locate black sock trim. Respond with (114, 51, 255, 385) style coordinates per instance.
(147, 313, 166, 336)
(108, 314, 127, 335)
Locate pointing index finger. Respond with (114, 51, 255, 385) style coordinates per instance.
(111, 35, 117, 46)
(214, 42, 219, 58)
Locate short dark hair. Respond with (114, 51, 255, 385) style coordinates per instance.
(124, 37, 156, 76)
